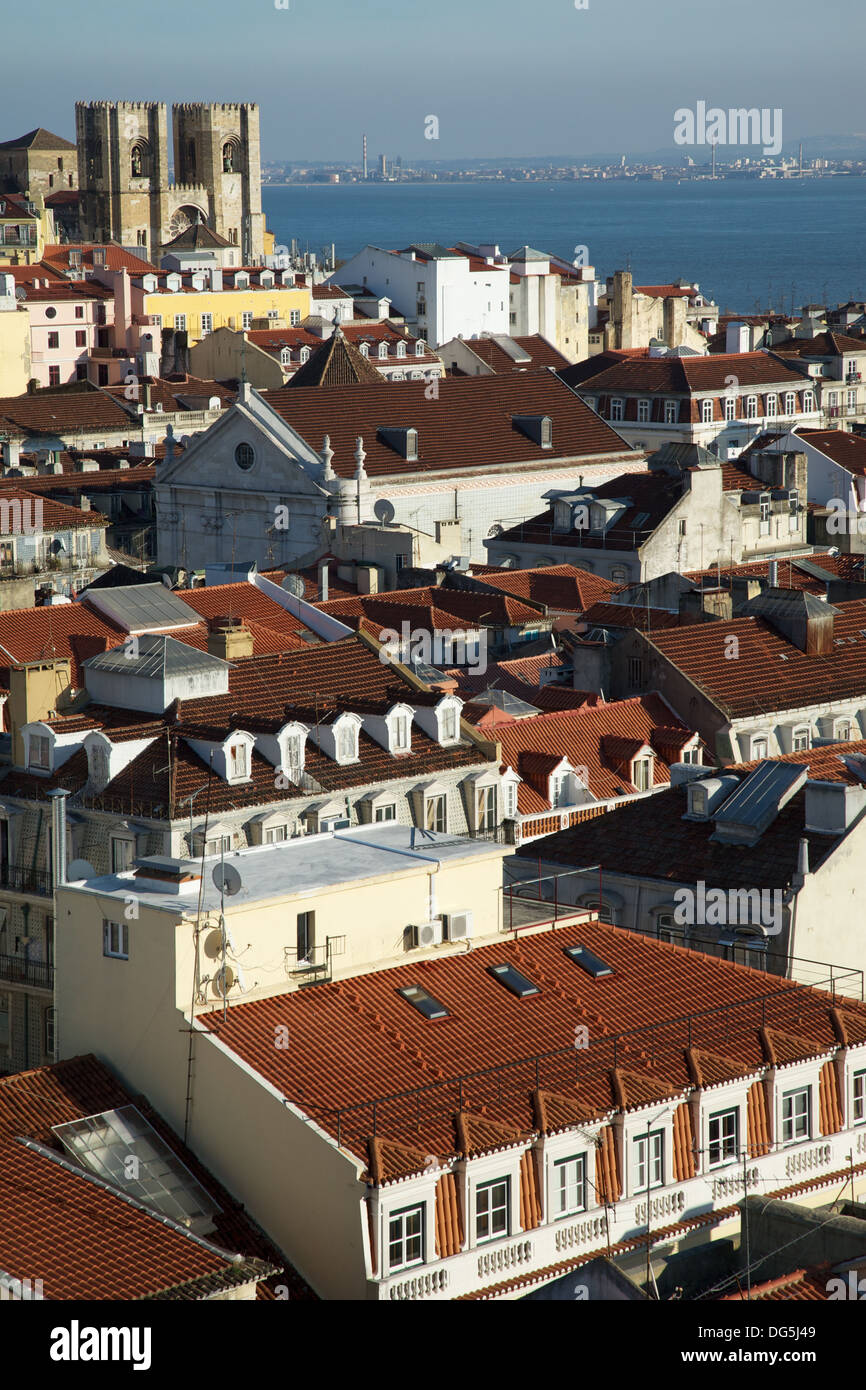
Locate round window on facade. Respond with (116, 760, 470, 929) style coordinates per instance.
(234, 442, 255, 471)
(45, 306, 57, 319)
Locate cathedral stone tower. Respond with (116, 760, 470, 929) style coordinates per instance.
(75, 101, 264, 263)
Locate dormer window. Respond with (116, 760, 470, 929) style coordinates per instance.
(336, 719, 359, 764)
(229, 742, 247, 778)
(439, 702, 459, 743)
(784, 391, 797, 416)
(632, 755, 653, 792)
(393, 713, 410, 752)
(687, 783, 707, 817)
(88, 740, 110, 790)
(360, 342, 370, 358)
(29, 734, 50, 771)
(300, 347, 310, 363)
(415, 340, 426, 357)
(378, 342, 389, 360)
(280, 349, 290, 366)
(396, 340, 406, 358)
(282, 729, 305, 772)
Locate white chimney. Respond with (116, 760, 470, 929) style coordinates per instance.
(725, 322, 750, 353)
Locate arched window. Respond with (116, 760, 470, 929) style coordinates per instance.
(130, 141, 150, 178)
(222, 141, 239, 173)
(378, 341, 389, 360)
(396, 340, 406, 358)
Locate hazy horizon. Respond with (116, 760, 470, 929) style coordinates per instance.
(4, 0, 864, 164)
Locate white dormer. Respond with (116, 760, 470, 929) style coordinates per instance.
(308, 712, 362, 765)
(259, 271, 274, 288)
(236, 272, 250, 289)
(191, 272, 207, 291)
(378, 341, 389, 360)
(501, 767, 521, 820)
(142, 274, 158, 293)
(412, 695, 463, 747)
(184, 729, 256, 784)
(361, 703, 414, 756)
(396, 340, 407, 359)
(359, 342, 370, 358)
(254, 720, 309, 780)
(86, 732, 112, 792)
(415, 340, 427, 357)
(300, 346, 310, 363)
(280, 348, 290, 366)
(166, 273, 182, 292)
(24, 721, 98, 775)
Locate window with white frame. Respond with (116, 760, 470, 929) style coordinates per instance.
(265, 824, 288, 843)
(110, 836, 135, 873)
(29, 734, 50, 771)
(746, 395, 758, 419)
(439, 704, 458, 743)
(765, 394, 777, 418)
(853, 1070, 866, 1124)
(396, 340, 406, 359)
(680, 746, 701, 765)
(416, 340, 426, 357)
(655, 912, 681, 944)
(280, 349, 290, 367)
(89, 742, 110, 786)
(205, 833, 232, 857)
(200, 313, 213, 335)
(378, 341, 389, 360)
(784, 391, 797, 416)
(476, 1178, 509, 1242)
(229, 742, 248, 778)
(424, 794, 446, 833)
(633, 1131, 664, 1192)
(374, 803, 396, 822)
(803, 389, 815, 412)
(835, 720, 852, 742)
(701, 399, 713, 424)
(828, 390, 839, 408)
(242, 311, 253, 329)
(103, 919, 129, 959)
(392, 714, 410, 752)
(664, 400, 678, 424)
(174, 314, 186, 332)
(389, 1205, 424, 1270)
(751, 736, 769, 759)
(708, 1107, 739, 1166)
(632, 756, 652, 792)
(299, 347, 310, 364)
(792, 726, 810, 752)
(724, 395, 736, 421)
(610, 398, 624, 422)
(359, 342, 370, 358)
(847, 389, 857, 411)
(503, 780, 518, 820)
(284, 732, 303, 771)
(336, 722, 357, 762)
(290, 310, 301, 326)
(476, 784, 497, 832)
(553, 1154, 586, 1217)
(781, 1087, 810, 1143)
(638, 399, 650, 423)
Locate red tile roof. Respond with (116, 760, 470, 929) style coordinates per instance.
(561, 351, 810, 396)
(495, 694, 697, 808)
(0, 485, 109, 533)
(493, 470, 684, 554)
(458, 335, 571, 374)
(43, 243, 159, 275)
(317, 585, 545, 631)
(773, 332, 866, 359)
(0, 387, 133, 438)
(0, 1054, 311, 1300)
(263, 372, 634, 480)
(798, 429, 866, 477)
(645, 598, 866, 718)
(197, 919, 866, 1177)
(467, 564, 616, 612)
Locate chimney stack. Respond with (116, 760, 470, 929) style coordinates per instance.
(207, 617, 254, 661)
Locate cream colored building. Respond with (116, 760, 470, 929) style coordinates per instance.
(0, 272, 31, 393)
(54, 829, 866, 1301)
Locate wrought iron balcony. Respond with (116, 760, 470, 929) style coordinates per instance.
(0, 863, 53, 897)
(0, 952, 54, 990)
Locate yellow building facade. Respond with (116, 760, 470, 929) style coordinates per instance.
(140, 283, 312, 347)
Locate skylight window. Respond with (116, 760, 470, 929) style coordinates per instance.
(51, 1105, 219, 1231)
(564, 944, 614, 978)
(488, 963, 540, 998)
(398, 983, 449, 1020)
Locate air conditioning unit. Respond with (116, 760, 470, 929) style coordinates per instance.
(410, 919, 443, 949)
(444, 910, 473, 942)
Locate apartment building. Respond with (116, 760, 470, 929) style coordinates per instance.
(54, 869, 866, 1299)
(612, 587, 866, 761)
(772, 333, 866, 429)
(190, 320, 443, 390)
(561, 350, 821, 456)
(153, 373, 640, 569)
(0, 271, 31, 395)
(0, 573, 518, 1072)
(520, 745, 866, 983)
(485, 444, 810, 583)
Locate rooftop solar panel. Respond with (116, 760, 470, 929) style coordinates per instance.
(712, 759, 806, 829)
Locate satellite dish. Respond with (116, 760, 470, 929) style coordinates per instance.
(487, 523, 504, 538)
(67, 858, 96, 881)
(281, 573, 306, 599)
(204, 928, 225, 960)
(15, 287, 26, 301)
(374, 497, 396, 526)
(212, 862, 242, 897)
(213, 965, 235, 997)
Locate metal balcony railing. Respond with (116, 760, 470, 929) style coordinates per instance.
(0, 952, 54, 989)
(0, 863, 52, 897)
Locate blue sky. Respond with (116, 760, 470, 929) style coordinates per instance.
(5, 0, 864, 161)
